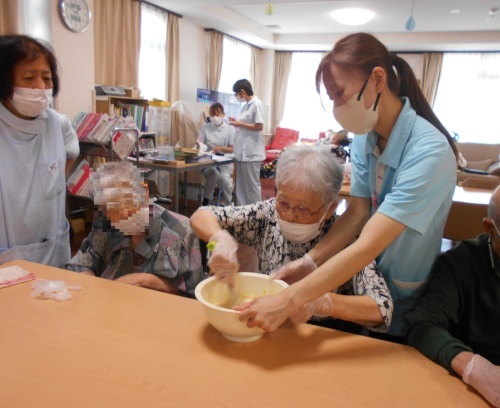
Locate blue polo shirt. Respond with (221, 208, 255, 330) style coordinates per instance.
(350, 97, 457, 336)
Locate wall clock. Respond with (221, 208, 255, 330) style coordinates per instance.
(58, 0, 92, 33)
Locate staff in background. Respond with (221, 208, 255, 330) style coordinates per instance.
(229, 79, 265, 206)
(196, 102, 235, 206)
(0, 34, 79, 268)
(237, 32, 458, 342)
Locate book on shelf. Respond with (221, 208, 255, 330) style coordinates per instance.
(72, 111, 87, 131)
(66, 159, 90, 197)
(75, 113, 103, 141)
(85, 114, 108, 141)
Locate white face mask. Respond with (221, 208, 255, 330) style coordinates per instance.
(277, 208, 329, 244)
(211, 116, 223, 126)
(112, 206, 149, 236)
(236, 95, 246, 103)
(333, 77, 380, 135)
(11, 87, 53, 118)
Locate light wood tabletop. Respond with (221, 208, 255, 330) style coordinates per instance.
(0, 260, 488, 407)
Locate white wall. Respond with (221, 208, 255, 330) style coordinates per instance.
(398, 53, 424, 83)
(49, 0, 95, 120)
(178, 19, 206, 102)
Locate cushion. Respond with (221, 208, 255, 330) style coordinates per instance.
(465, 159, 493, 171)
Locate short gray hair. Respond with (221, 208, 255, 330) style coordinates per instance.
(275, 144, 344, 203)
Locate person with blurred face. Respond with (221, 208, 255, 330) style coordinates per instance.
(67, 161, 203, 297)
(236, 32, 458, 342)
(0, 35, 79, 268)
(196, 102, 235, 206)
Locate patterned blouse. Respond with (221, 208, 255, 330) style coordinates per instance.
(202, 198, 393, 332)
(66, 204, 203, 298)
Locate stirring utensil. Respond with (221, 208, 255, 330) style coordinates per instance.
(206, 241, 238, 306)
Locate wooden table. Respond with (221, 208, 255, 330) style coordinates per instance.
(0, 260, 487, 407)
(136, 157, 234, 213)
(444, 186, 492, 242)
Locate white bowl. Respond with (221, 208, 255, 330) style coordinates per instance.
(195, 272, 288, 342)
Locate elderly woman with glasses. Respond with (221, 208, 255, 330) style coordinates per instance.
(190, 143, 393, 333)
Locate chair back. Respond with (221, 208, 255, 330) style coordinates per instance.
(270, 127, 300, 150)
(462, 178, 499, 190)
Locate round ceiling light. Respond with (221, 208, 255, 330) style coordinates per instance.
(330, 8, 375, 25)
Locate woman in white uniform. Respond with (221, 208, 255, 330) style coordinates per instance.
(0, 35, 79, 268)
(196, 102, 235, 206)
(229, 79, 266, 206)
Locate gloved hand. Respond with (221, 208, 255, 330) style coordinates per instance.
(289, 293, 333, 324)
(207, 230, 239, 285)
(463, 354, 500, 407)
(269, 253, 317, 284)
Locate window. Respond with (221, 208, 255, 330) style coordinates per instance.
(433, 52, 500, 144)
(139, 3, 168, 101)
(217, 37, 251, 94)
(281, 52, 341, 141)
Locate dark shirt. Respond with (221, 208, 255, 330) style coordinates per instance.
(406, 234, 500, 373)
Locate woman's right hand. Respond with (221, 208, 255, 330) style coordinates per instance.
(269, 253, 317, 284)
(208, 230, 239, 285)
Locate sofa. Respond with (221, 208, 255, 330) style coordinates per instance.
(456, 142, 500, 185)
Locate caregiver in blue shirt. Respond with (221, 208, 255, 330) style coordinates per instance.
(236, 32, 458, 342)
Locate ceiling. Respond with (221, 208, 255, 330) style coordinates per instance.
(147, 0, 500, 52)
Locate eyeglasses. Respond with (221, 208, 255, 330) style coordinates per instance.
(276, 199, 327, 218)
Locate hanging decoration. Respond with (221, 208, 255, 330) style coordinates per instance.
(265, 2, 274, 16)
(405, 0, 416, 31)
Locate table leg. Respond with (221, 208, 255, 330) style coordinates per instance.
(174, 173, 179, 213)
(183, 172, 188, 215)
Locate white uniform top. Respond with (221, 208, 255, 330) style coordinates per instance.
(197, 121, 235, 171)
(0, 103, 79, 267)
(233, 96, 266, 162)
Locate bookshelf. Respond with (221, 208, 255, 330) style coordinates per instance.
(95, 96, 149, 116)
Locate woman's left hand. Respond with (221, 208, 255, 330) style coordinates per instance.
(235, 292, 295, 332)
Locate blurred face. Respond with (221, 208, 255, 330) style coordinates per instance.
(102, 182, 148, 224)
(13, 55, 53, 90)
(275, 183, 334, 224)
(323, 63, 377, 110)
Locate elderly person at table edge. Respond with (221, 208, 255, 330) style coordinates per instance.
(190, 144, 393, 333)
(406, 185, 500, 408)
(66, 161, 203, 298)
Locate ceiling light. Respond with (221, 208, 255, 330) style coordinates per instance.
(330, 8, 375, 26)
(450, 9, 460, 14)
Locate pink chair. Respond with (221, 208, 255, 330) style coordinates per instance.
(263, 127, 300, 164)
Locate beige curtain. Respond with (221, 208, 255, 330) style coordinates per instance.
(94, 0, 141, 88)
(0, 0, 20, 34)
(207, 31, 223, 90)
(166, 13, 179, 102)
(270, 51, 292, 133)
(250, 46, 261, 96)
(422, 52, 443, 108)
